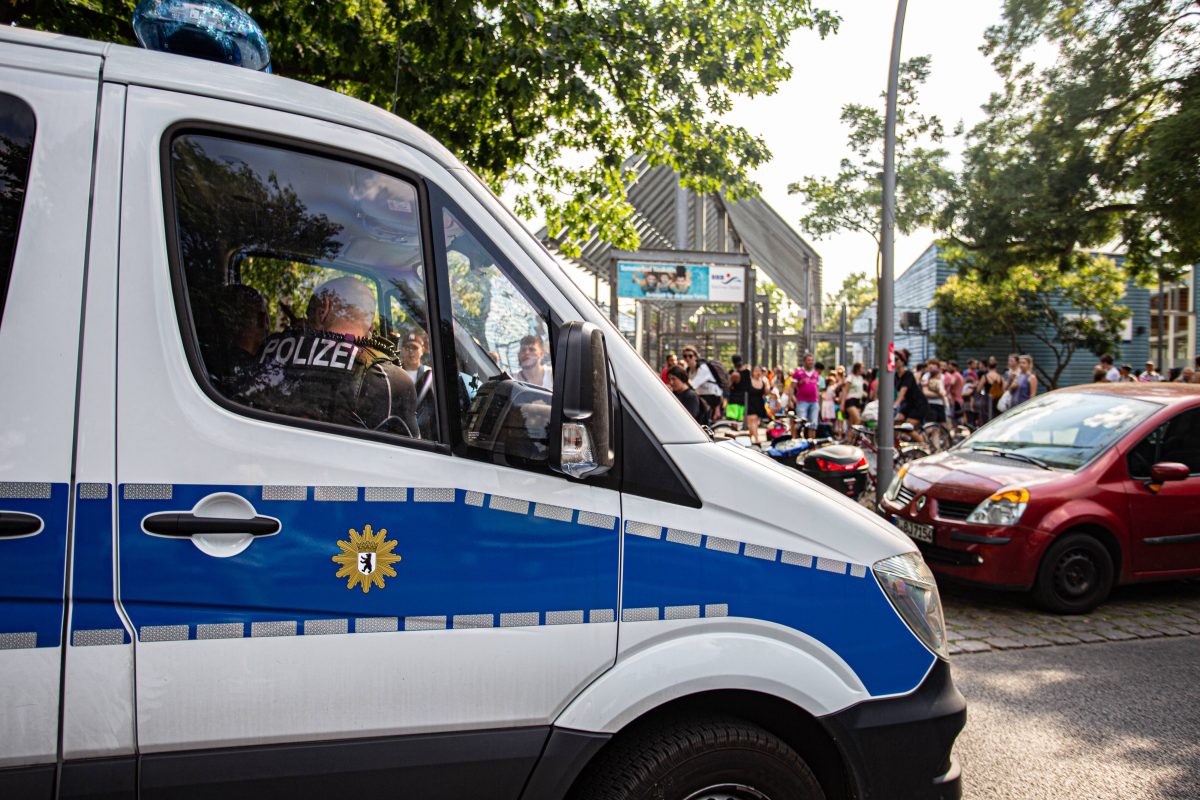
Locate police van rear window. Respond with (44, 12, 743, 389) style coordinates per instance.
(168, 134, 440, 444)
(0, 93, 35, 328)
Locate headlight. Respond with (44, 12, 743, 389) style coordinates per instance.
(885, 463, 910, 501)
(873, 552, 948, 659)
(966, 487, 1029, 526)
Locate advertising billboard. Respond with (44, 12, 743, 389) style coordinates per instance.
(616, 261, 745, 302)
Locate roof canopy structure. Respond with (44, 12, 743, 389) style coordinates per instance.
(538, 156, 822, 325)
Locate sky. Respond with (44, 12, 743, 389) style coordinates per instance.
(725, 0, 1007, 295)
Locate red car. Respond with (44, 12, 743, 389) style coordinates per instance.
(880, 383, 1200, 613)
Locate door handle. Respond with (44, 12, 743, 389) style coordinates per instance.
(142, 513, 280, 537)
(0, 511, 43, 538)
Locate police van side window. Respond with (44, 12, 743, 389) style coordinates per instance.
(0, 94, 35, 328)
(169, 134, 439, 443)
(437, 205, 555, 468)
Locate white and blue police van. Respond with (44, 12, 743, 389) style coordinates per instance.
(0, 6, 964, 799)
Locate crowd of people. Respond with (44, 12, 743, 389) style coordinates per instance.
(660, 346, 1198, 443)
(1092, 353, 1200, 385)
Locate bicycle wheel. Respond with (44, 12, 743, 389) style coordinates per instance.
(922, 424, 951, 452)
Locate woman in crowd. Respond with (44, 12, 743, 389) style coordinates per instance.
(745, 365, 769, 442)
(1010, 354, 1038, 406)
(821, 366, 842, 437)
(682, 346, 722, 422)
(842, 362, 866, 430)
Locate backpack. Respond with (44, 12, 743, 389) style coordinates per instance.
(703, 359, 731, 391)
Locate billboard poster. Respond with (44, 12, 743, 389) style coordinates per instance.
(616, 261, 745, 302)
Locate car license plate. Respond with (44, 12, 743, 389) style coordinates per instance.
(898, 518, 934, 544)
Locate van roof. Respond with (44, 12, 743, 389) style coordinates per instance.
(0, 25, 464, 170)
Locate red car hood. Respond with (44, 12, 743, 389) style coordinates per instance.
(903, 450, 1059, 497)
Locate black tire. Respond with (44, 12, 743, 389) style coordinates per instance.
(1032, 532, 1115, 614)
(572, 718, 825, 800)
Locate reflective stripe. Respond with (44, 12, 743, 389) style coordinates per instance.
(124, 484, 171, 501)
(665, 528, 701, 547)
(0, 632, 37, 649)
(0, 482, 52, 499)
(364, 487, 406, 502)
(303, 619, 348, 636)
(196, 623, 244, 640)
(72, 628, 125, 647)
(488, 495, 529, 515)
(262, 485, 307, 501)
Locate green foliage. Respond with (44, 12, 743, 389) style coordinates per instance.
(933, 251, 1130, 388)
(8, 0, 840, 256)
(819, 270, 875, 333)
(941, 0, 1200, 282)
(760, 280, 803, 332)
(788, 56, 955, 273)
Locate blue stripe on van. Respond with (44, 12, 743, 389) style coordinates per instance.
(117, 485, 620, 639)
(621, 523, 936, 698)
(70, 484, 131, 646)
(0, 482, 69, 648)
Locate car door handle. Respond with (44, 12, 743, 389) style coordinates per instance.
(142, 513, 280, 537)
(0, 511, 43, 538)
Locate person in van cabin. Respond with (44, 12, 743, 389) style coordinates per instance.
(399, 330, 436, 440)
(241, 275, 420, 437)
(210, 283, 268, 396)
(515, 333, 553, 388)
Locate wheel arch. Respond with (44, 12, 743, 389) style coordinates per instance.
(543, 625, 874, 800)
(1046, 521, 1125, 583)
(560, 689, 854, 800)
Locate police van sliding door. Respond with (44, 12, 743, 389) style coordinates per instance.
(115, 88, 620, 787)
(0, 46, 103, 792)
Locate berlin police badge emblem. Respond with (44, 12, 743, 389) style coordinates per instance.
(332, 525, 401, 593)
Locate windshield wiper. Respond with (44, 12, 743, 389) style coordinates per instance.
(970, 446, 1052, 470)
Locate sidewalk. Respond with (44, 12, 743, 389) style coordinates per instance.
(941, 579, 1200, 655)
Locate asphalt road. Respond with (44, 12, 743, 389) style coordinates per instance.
(952, 636, 1200, 799)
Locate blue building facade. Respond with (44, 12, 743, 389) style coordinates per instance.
(853, 243, 1156, 388)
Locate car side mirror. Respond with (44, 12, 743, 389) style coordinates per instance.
(1150, 461, 1190, 484)
(550, 321, 614, 479)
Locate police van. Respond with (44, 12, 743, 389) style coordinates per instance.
(0, 12, 964, 800)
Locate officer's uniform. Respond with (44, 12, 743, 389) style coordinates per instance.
(241, 327, 420, 438)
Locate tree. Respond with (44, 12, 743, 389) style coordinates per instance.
(819, 271, 876, 332)
(788, 56, 955, 277)
(932, 251, 1130, 389)
(10, 1, 839, 256)
(939, 0, 1200, 283)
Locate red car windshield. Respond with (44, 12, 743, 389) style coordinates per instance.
(959, 391, 1161, 470)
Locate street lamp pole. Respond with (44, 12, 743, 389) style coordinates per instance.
(877, 0, 908, 497)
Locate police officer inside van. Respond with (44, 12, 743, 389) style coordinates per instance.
(242, 276, 420, 438)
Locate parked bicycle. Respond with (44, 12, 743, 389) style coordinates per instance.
(848, 423, 931, 491)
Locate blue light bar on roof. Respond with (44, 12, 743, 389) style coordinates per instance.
(132, 0, 271, 72)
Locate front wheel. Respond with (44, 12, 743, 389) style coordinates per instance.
(572, 718, 825, 800)
(1032, 532, 1115, 614)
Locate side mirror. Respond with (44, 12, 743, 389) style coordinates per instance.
(1150, 462, 1190, 484)
(550, 321, 614, 478)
